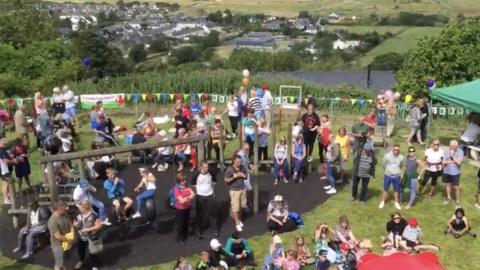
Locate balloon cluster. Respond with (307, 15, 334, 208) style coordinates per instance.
(242, 69, 250, 86)
(383, 90, 401, 102)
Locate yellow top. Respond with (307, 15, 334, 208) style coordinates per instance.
(335, 134, 350, 159)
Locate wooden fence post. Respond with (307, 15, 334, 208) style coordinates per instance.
(238, 120, 243, 148)
(9, 180, 17, 228)
(47, 162, 57, 204)
(198, 137, 205, 165)
(271, 118, 277, 159)
(78, 159, 86, 180)
(219, 124, 225, 171)
(253, 124, 259, 215)
(287, 124, 292, 166)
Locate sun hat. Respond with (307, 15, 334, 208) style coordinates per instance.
(53, 87, 60, 93)
(210, 239, 222, 249)
(360, 239, 373, 249)
(79, 179, 89, 190)
(273, 235, 282, 244)
(274, 195, 283, 202)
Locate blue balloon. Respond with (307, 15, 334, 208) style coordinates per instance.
(82, 57, 91, 66)
(426, 79, 436, 90)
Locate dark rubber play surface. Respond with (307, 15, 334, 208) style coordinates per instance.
(0, 163, 340, 269)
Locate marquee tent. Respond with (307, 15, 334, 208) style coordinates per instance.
(431, 79, 480, 113)
(358, 252, 445, 270)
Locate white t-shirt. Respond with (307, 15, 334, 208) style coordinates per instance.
(52, 93, 64, 103)
(63, 90, 75, 108)
(73, 186, 92, 206)
(30, 209, 39, 226)
(195, 173, 213, 196)
(461, 122, 480, 143)
(262, 90, 273, 111)
(145, 173, 157, 190)
(227, 101, 239, 117)
(425, 148, 444, 172)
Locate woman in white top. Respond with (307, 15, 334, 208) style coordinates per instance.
(273, 136, 289, 185)
(419, 139, 444, 198)
(223, 95, 239, 137)
(132, 168, 157, 219)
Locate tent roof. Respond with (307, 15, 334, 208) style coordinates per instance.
(358, 252, 445, 270)
(431, 79, 480, 113)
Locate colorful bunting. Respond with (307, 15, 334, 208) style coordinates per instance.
(350, 99, 357, 105)
(184, 94, 190, 101)
(169, 94, 175, 101)
(156, 93, 161, 100)
(274, 97, 281, 105)
(218, 95, 225, 103)
(126, 94, 132, 101)
(212, 95, 218, 102)
(141, 94, 147, 101)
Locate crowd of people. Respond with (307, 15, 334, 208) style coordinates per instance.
(4, 83, 480, 270)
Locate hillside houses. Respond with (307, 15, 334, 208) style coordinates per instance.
(231, 32, 281, 49)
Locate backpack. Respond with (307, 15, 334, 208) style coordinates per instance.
(168, 184, 181, 208)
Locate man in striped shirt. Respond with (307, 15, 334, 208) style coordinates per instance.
(248, 88, 262, 120)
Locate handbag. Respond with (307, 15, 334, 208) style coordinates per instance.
(88, 238, 103, 255)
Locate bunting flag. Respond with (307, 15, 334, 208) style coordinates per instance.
(212, 94, 218, 102)
(288, 96, 295, 103)
(358, 99, 365, 106)
(439, 107, 446, 116)
(169, 94, 175, 101)
(274, 97, 281, 105)
(191, 94, 197, 101)
(218, 95, 225, 103)
(350, 99, 357, 105)
(367, 99, 373, 104)
(141, 94, 147, 101)
(281, 97, 288, 104)
(161, 93, 169, 103)
(304, 98, 309, 105)
(448, 107, 455, 115)
(156, 93, 161, 100)
(184, 94, 190, 101)
(431, 107, 438, 115)
(132, 94, 140, 103)
(457, 108, 464, 115)
(126, 94, 132, 101)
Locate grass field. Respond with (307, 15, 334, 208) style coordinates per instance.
(49, 0, 480, 17)
(358, 26, 444, 67)
(1, 105, 478, 270)
(215, 38, 306, 58)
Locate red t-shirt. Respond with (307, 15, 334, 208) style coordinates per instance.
(364, 115, 376, 134)
(173, 185, 193, 210)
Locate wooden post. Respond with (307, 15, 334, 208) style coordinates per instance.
(253, 124, 259, 215)
(9, 181, 17, 228)
(287, 124, 292, 166)
(78, 159, 86, 180)
(219, 124, 225, 171)
(47, 162, 57, 204)
(198, 138, 205, 165)
(271, 119, 277, 161)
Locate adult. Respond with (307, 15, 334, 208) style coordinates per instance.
(379, 144, 404, 210)
(51, 87, 65, 115)
(210, 119, 225, 161)
(235, 143, 253, 199)
(38, 109, 54, 146)
(418, 98, 430, 142)
(172, 172, 195, 246)
(103, 168, 133, 222)
(0, 138, 15, 204)
(174, 108, 189, 138)
(225, 232, 254, 267)
(363, 109, 377, 135)
(131, 128, 150, 160)
(386, 212, 407, 247)
(323, 136, 341, 195)
(300, 104, 320, 162)
(12, 200, 50, 260)
(224, 95, 239, 137)
(460, 113, 480, 158)
(352, 143, 376, 204)
(190, 161, 219, 238)
(208, 239, 230, 269)
(225, 155, 247, 232)
(442, 140, 464, 207)
(73, 178, 110, 225)
(338, 243, 357, 270)
(62, 85, 77, 126)
(262, 87, 273, 127)
(73, 201, 102, 270)
(47, 200, 73, 270)
(151, 130, 173, 172)
(351, 116, 370, 179)
(92, 114, 116, 146)
(132, 168, 157, 219)
(248, 88, 262, 119)
(406, 101, 424, 146)
(291, 134, 306, 184)
(12, 137, 31, 191)
(386, 99, 397, 137)
(34, 92, 46, 117)
(14, 104, 30, 147)
(400, 146, 424, 209)
(303, 94, 318, 109)
(266, 195, 296, 233)
(273, 136, 289, 185)
(419, 139, 444, 198)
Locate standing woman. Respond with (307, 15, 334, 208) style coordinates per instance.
(12, 137, 31, 191)
(51, 87, 65, 115)
(400, 146, 424, 209)
(300, 104, 320, 163)
(172, 173, 195, 246)
(406, 101, 424, 146)
(34, 92, 46, 118)
(224, 95, 239, 137)
(132, 168, 157, 219)
(335, 127, 351, 183)
(73, 201, 103, 270)
(291, 135, 306, 184)
(273, 136, 289, 185)
(351, 143, 376, 204)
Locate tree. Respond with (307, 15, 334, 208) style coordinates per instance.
(168, 46, 199, 66)
(396, 19, 480, 96)
(370, 52, 405, 71)
(298, 11, 310, 19)
(149, 38, 168, 53)
(129, 44, 148, 63)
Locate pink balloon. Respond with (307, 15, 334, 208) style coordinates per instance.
(394, 92, 401, 100)
(385, 90, 393, 98)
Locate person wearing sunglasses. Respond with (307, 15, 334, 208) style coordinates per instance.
(380, 144, 404, 210)
(400, 146, 425, 209)
(419, 139, 444, 199)
(385, 212, 407, 250)
(442, 140, 464, 208)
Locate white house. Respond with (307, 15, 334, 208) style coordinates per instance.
(333, 39, 361, 50)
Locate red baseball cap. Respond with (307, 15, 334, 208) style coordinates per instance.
(408, 218, 418, 226)
(340, 242, 350, 251)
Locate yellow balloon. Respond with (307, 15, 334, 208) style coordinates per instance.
(405, 94, 412, 103)
(242, 77, 249, 86)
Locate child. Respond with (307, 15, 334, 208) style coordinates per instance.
(191, 98, 202, 119)
(292, 235, 314, 266)
(317, 114, 331, 163)
(324, 135, 340, 195)
(195, 251, 210, 270)
(263, 234, 285, 270)
(338, 243, 357, 270)
(103, 168, 133, 223)
(174, 256, 192, 270)
(12, 138, 31, 191)
(210, 119, 225, 161)
(175, 128, 188, 172)
(292, 119, 304, 143)
(242, 109, 258, 155)
(334, 215, 358, 251)
(282, 250, 300, 270)
(314, 250, 330, 270)
(352, 143, 376, 203)
(400, 146, 424, 209)
(132, 168, 157, 219)
(291, 135, 306, 184)
(445, 208, 476, 238)
(258, 119, 271, 161)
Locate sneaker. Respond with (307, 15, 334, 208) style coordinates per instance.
(3, 199, 11, 204)
(236, 224, 243, 232)
(92, 268, 99, 270)
(351, 197, 357, 202)
(394, 202, 402, 210)
(74, 261, 84, 270)
(12, 247, 21, 253)
(320, 176, 327, 180)
(443, 199, 451, 205)
(326, 188, 337, 194)
(273, 179, 278, 185)
(307, 157, 312, 163)
(475, 203, 480, 210)
(298, 178, 304, 183)
(151, 163, 158, 169)
(101, 218, 112, 226)
(293, 172, 298, 180)
(132, 212, 142, 219)
(164, 163, 169, 170)
(323, 185, 332, 190)
(157, 165, 166, 172)
(283, 178, 289, 184)
(20, 252, 31, 260)
(379, 201, 385, 209)
(239, 221, 244, 228)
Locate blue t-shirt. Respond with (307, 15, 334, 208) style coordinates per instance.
(443, 148, 464, 175)
(103, 178, 126, 199)
(92, 121, 106, 133)
(191, 103, 201, 115)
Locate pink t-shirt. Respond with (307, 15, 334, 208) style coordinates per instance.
(282, 259, 300, 270)
(173, 185, 193, 210)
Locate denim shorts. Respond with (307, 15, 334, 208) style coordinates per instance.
(384, 175, 401, 192)
(66, 107, 76, 117)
